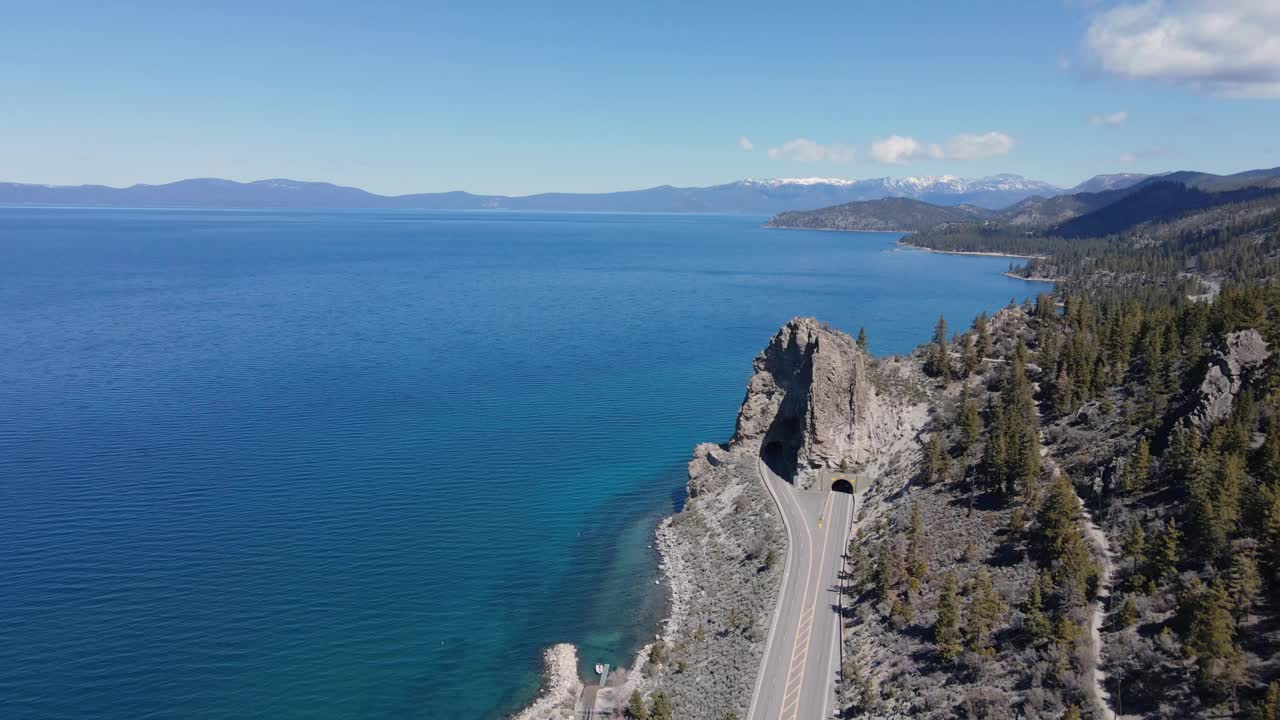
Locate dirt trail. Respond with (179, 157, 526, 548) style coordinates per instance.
(1040, 448, 1114, 718)
(1079, 499, 1115, 717)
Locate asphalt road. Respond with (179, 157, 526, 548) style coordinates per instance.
(747, 459, 854, 720)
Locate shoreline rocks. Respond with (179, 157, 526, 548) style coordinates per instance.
(511, 644, 582, 720)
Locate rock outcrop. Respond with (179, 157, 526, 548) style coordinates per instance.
(517, 317, 925, 720)
(512, 644, 581, 720)
(1187, 329, 1270, 429)
(734, 317, 916, 478)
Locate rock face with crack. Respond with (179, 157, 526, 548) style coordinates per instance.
(1187, 329, 1269, 429)
(733, 317, 912, 478)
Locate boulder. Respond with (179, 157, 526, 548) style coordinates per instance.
(1187, 329, 1269, 430)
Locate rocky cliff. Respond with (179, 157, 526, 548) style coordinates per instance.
(1186, 328, 1270, 429)
(734, 317, 921, 480)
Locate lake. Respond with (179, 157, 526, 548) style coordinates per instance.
(0, 209, 1037, 719)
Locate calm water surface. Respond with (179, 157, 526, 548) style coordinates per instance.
(0, 209, 1037, 719)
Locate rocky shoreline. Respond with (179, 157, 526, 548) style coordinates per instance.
(511, 318, 926, 719)
(511, 644, 582, 720)
(897, 239, 1047, 260)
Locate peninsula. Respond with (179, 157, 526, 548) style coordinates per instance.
(520, 162, 1280, 719)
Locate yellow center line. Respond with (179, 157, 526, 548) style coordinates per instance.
(776, 490, 818, 720)
(778, 491, 836, 720)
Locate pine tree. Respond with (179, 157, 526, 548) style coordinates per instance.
(856, 326, 868, 351)
(1261, 680, 1280, 720)
(961, 337, 979, 377)
(1009, 428, 1042, 503)
(627, 690, 649, 720)
(1151, 519, 1182, 582)
(874, 538, 898, 603)
(1024, 571, 1052, 644)
(1226, 550, 1261, 619)
(649, 691, 673, 720)
(1182, 580, 1244, 697)
(1125, 438, 1151, 494)
(927, 315, 951, 380)
(1118, 595, 1138, 628)
(1168, 426, 1202, 490)
(1035, 292, 1055, 320)
(1052, 368, 1075, 418)
(1038, 326, 1060, 375)
(890, 596, 914, 624)
(1262, 414, 1280, 487)
(923, 433, 950, 485)
(934, 571, 962, 662)
(981, 400, 1007, 494)
(963, 568, 1006, 654)
(974, 312, 992, 359)
(1265, 489, 1280, 599)
(1037, 472, 1097, 603)
(1122, 520, 1147, 564)
(906, 503, 928, 590)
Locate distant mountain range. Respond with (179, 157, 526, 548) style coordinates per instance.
(767, 198, 991, 233)
(765, 167, 1280, 235)
(0, 173, 1147, 215)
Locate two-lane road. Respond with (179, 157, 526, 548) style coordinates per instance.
(747, 460, 854, 720)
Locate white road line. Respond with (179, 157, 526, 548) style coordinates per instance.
(746, 460, 796, 720)
(820, 494, 850, 720)
(776, 484, 820, 720)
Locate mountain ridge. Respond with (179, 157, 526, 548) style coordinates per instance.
(764, 166, 1280, 234)
(0, 173, 1091, 214)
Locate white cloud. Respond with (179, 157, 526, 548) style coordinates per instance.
(1089, 110, 1130, 126)
(868, 132, 1014, 164)
(1084, 0, 1280, 98)
(869, 135, 943, 164)
(738, 136, 754, 151)
(766, 138, 856, 163)
(945, 132, 1016, 160)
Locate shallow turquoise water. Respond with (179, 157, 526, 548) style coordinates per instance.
(0, 209, 1037, 719)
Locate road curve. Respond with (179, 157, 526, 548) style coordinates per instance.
(746, 460, 853, 720)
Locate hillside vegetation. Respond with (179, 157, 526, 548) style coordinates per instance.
(765, 197, 991, 232)
(766, 166, 1280, 237)
(831, 166, 1280, 719)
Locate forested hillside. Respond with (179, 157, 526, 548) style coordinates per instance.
(850, 174, 1280, 718)
(765, 197, 992, 232)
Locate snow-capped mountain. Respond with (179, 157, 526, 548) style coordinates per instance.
(0, 173, 1066, 213)
(741, 177, 858, 187)
(1069, 173, 1151, 194)
(727, 174, 1063, 210)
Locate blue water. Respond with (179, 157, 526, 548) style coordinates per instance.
(0, 209, 1036, 719)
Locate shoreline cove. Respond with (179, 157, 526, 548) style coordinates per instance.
(895, 239, 1047, 260)
(509, 245, 1055, 719)
(1003, 271, 1059, 283)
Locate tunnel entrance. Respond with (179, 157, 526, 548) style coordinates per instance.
(762, 439, 796, 481)
(757, 422, 798, 479)
(831, 478, 854, 494)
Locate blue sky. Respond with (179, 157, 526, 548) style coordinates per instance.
(2, 0, 1278, 195)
